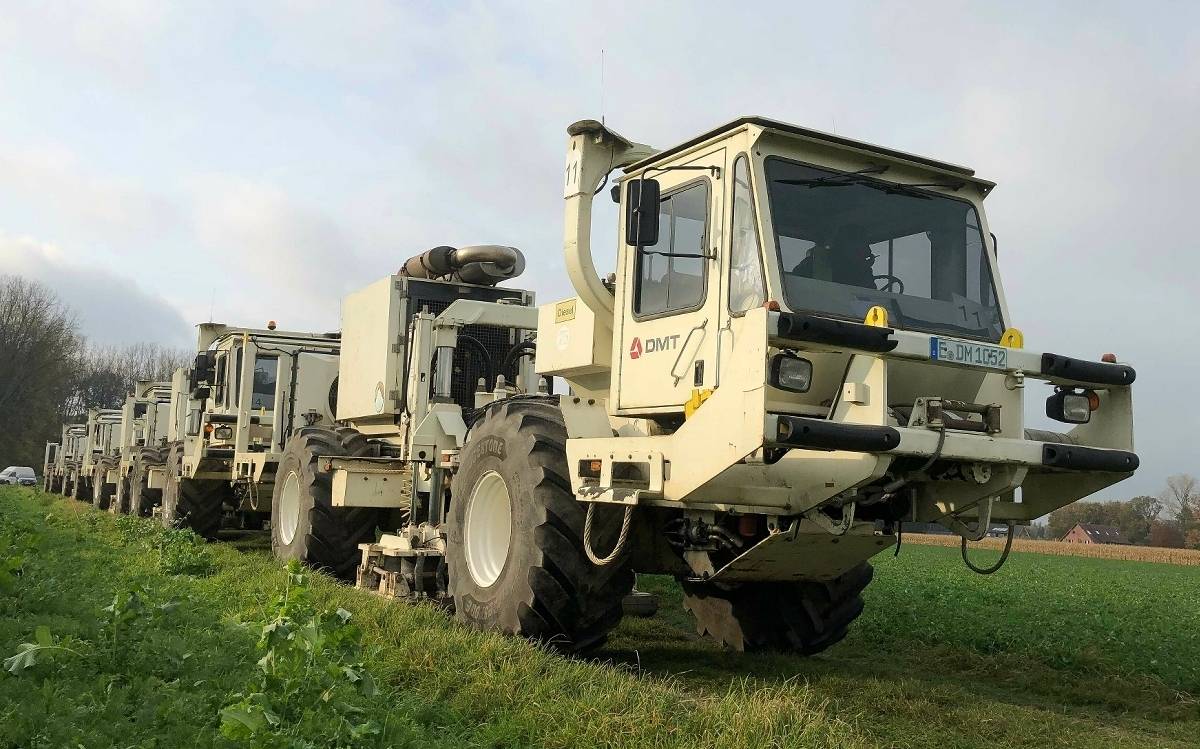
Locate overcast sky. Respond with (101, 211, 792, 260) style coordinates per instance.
(0, 1, 1195, 498)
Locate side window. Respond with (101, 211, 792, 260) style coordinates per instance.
(251, 356, 278, 410)
(634, 182, 708, 316)
(728, 155, 766, 313)
(232, 346, 244, 407)
(213, 353, 227, 406)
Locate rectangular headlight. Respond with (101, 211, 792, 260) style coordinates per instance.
(770, 354, 813, 393)
(1046, 390, 1091, 424)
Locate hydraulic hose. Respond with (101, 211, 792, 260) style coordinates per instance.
(962, 522, 1015, 574)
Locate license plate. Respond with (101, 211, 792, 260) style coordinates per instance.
(929, 337, 1008, 370)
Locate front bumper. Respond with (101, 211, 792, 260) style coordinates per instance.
(768, 414, 1138, 473)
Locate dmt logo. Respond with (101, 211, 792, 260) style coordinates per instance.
(628, 335, 680, 359)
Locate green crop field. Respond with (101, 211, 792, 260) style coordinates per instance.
(2, 486, 1197, 748)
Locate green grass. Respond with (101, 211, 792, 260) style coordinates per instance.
(1, 486, 1197, 748)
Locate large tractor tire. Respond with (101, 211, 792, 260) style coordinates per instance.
(93, 463, 116, 513)
(447, 398, 633, 652)
(270, 426, 386, 580)
(72, 472, 92, 503)
(129, 446, 166, 518)
(112, 470, 130, 516)
(681, 563, 874, 655)
(161, 445, 227, 540)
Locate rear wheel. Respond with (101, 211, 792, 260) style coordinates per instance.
(447, 398, 633, 652)
(129, 446, 166, 518)
(681, 563, 873, 655)
(162, 445, 227, 539)
(270, 427, 386, 580)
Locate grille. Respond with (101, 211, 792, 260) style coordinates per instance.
(411, 295, 528, 411)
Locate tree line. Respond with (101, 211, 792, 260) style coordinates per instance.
(0, 275, 191, 471)
(1046, 474, 1200, 549)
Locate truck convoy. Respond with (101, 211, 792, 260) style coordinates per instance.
(45, 423, 86, 497)
(43, 117, 1138, 655)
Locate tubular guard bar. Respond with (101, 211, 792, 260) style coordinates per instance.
(1042, 444, 1139, 472)
(1040, 353, 1136, 386)
(773, 312, 898, 353)
(774, 415, 900, 452)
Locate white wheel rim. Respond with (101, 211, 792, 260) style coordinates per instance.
(464, 471, 512, 588)
(278, 470, 301, 545)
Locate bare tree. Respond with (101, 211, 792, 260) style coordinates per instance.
(63, 342, 193, 418)
(1160, 474, 1199, 548)
(0, 276, 83, 469)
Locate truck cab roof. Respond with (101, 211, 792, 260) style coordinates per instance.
(625, 115, 994, 193)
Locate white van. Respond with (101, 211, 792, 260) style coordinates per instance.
(0, 466, 37, 486)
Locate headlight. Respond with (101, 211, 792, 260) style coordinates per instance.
(213, 425, 234, 441)
(769, 353, 813, 393)
(1046, 389, 1094, 424)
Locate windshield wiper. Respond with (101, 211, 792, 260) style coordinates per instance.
(776, 170, 965, 200)
(774, 165, 889, 187)
(880, 181, 965, 198)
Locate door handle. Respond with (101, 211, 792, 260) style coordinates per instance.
(670, 318, 709, 385)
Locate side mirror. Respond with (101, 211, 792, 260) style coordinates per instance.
(624, 179, 661, 247)
(189, 352, 214, 390)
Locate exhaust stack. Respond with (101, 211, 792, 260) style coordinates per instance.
(401, 245, 526, 286)
(562, 120, 656, 331)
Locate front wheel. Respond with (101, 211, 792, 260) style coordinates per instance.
(270, 427, 386, 580)
(162, 445, 227, 539)
(72, 473, 92, 503)
(682, 563, 873, 655)
(92, 468, 114, 510)
(446, 398, 633, 652)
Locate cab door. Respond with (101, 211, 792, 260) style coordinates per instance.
(615, 148, 725, 412)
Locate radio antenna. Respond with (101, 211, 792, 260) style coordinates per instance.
(600, 48, 606, 125)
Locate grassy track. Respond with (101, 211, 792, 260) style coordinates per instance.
(1, 486, 1197, 748)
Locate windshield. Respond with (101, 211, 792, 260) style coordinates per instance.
(765, 157, 1004, 341)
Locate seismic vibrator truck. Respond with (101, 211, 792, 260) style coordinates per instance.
(82, 407, 124, 509)
(110, 379, 175, 516)
(262, 116, 1137, 653)
(161, 322, 341, 538)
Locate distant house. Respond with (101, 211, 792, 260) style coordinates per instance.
(1061, 523, 1131, 545)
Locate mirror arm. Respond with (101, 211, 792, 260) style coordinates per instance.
(639, 249, 716, 260)
(644, 164, 722, 179)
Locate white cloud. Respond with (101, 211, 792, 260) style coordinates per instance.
(0, 232, 192, 348)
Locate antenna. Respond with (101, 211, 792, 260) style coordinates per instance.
(600, 48, 606, 125)
(209, 287, 214, 323)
